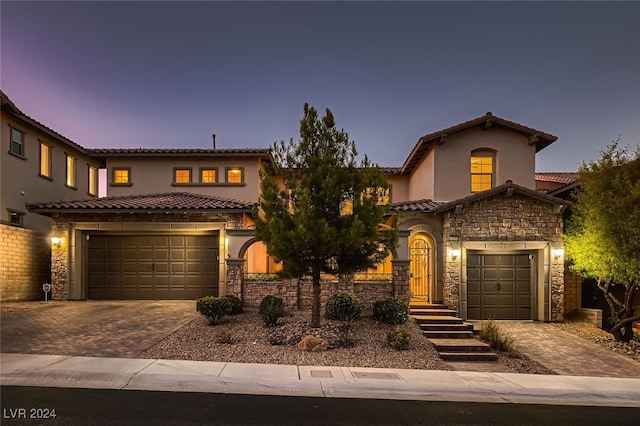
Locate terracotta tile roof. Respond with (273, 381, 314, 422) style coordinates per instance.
(390, 199, 443, 212)
(27, 192, 255, 214)
(432, 182, 572, 214)
(87, 148, 271, 157)
(1, 90, 89, 157)
(401, 112, 558, 174)
(535, 172, 580, 184)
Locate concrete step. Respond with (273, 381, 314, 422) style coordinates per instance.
(438, 352, 499, 362)
(419, 323, 474, 332)
(409, 302, 448, 309)
(429, 338, 494, 353)
(413, 315, 463, 325)
(410, 308, 458, 316)
(423, 330, 474, 339)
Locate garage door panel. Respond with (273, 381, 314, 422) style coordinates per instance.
(88, 234, 219, 299)
(482, 269, 498, 279)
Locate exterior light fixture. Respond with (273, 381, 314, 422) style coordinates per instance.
(552, 248, 564, 260)
(51, 236, 63, 247)
(450, 248, 461, 260)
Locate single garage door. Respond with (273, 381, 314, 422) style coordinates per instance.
(88, 234, 219, 299)
(467, 253, 531, 320)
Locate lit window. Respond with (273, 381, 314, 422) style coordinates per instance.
(66, 154, 77, 188)
(113, 168, 130, 184)
(201, 169, 217, 183)
(40, 143, 52, 178)
(470, 153, 493, 192)
(10, 128, 25, 156)
(88, 166, 98, 196)
(174, 168, 191, 184)
(226, 168, 243, 183)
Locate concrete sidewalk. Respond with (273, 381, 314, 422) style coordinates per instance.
(2, 353, 639, 408)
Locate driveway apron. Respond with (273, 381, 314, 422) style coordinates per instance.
(1, 301, 197, 358)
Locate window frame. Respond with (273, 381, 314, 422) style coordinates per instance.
(39, 141, 53, 180)
(470, 149, 495, 193)
(199, 167, 218, 184)
(111, 167, 132, 186)
(7, 209, 25, 227)
(173, 167, 192, 185)
(88, 165, 98, 196)
(8, 125, 26, 159)
(225, 167, 244, 184)
(65, 153, 77, 189)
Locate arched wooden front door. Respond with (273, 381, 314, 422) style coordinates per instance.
(410, 235, 433, 302)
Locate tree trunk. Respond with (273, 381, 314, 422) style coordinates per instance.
(311, 269, 322, 328)
(606, 283, 639, 342)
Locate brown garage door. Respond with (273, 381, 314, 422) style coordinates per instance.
(88, 234, 219, 300)
(467, 253, 531, 320)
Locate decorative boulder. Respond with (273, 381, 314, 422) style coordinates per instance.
(297, 335, 328, 352)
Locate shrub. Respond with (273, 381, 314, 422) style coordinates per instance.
(373, 297, 409, 325)
(196, 296, 231, 325)
(479, 318, 517, 354)
(259, 295, 285, 327)
(223, 295, 243, 315)
(325, 292, 363, 323)
(386, 326, 411, 350)
(215, 329, 235, 344)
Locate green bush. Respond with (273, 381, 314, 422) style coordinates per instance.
(258, 295, 285, 327)
(372, 297, 409, 325)
(325, 292, 363, 323)
(386, 326, 411, 350)
(196, 296, 231, 325)
(479, 319, 516, 354)
(223, 295, 243, 315)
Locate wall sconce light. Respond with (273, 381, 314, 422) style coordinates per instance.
(552, 248, 564, 260)
(51, 237, 63, 247)
(450, 248, 461, 260)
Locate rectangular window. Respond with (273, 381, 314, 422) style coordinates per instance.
(66, 154, 77, 188)
(10, 127, 25, 157)
(113, 168, 130, 184)
(470, 156, 493, 192)
(9, 211, 24, 227)
(88, 166, 98, 196)
(40, 142, 52, 178)
(200, 168, 217, 183)
(226, 167, 243, 184)
(174, 168, 191, 184)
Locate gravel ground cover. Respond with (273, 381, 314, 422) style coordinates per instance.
(139, 309, 553, 374)
(552, 317, 640, 363)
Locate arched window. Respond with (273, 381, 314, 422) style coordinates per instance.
(470, 149, 495, 192)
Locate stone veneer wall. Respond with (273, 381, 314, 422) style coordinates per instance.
(49, 211, 242, 300)
(0, 224, 51, 301)
(442, 193, 565, 321)
(563, 265, 581, 316)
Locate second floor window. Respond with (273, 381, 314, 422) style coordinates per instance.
(10, 127, 25, 157)
(113, 168, 130, 184)
(174, 168, 191, 184)
(40, 142, 52, 178)
(470, 151, 494, 192)
(201, 168, 217, 183)
(66, 154, 77, 188)
(88, 166, 98, 196)
(226, 168, 243, 184)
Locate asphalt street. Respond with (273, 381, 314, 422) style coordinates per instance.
(2, 386, 639, 426)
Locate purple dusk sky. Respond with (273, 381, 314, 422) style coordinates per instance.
(1, 1, 639, 173)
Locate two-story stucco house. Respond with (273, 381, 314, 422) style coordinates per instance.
(1, 91, 102, 300)
(9, 90, 570, 321)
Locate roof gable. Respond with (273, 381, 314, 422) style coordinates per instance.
(401, 112, 557, 175)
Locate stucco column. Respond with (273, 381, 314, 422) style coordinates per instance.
(225, 258, 245, 299)
(392, 259, 410, 302)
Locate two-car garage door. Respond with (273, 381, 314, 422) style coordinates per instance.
(88, 234, 219, 300)
(467, 253, 532, 320)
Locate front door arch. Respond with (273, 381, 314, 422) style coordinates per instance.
(410, 234, 434, 302)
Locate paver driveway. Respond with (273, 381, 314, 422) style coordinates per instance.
(1, 301, 197, 358)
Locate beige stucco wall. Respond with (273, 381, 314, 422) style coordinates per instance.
(386, 174, 410, 203)
(408, 127, 537, 203)
(1, 112, 100, 234)
(104, 156, 263, 203)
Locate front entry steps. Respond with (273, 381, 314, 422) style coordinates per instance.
(410, 302, 497, 362)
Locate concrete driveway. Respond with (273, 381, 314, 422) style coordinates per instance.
(0, 301, 197, 358)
